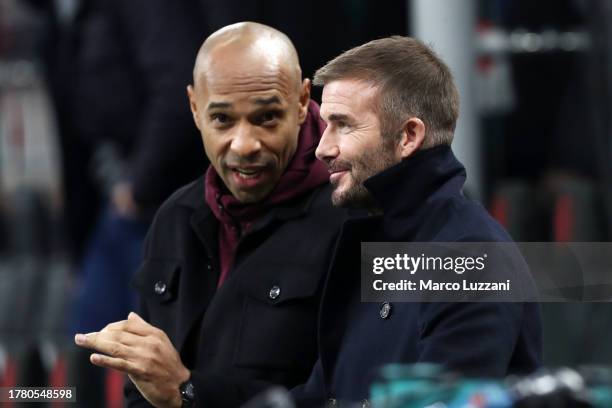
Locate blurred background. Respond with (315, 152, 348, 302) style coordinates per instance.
(0, 0, 611, 406)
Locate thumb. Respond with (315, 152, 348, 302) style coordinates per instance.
(128, 312, 144, 322)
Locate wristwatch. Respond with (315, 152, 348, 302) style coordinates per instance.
(179, 379, 195, 407)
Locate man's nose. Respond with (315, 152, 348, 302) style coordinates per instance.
(230, 123, 261, 158)
(315, 128, 339, 162)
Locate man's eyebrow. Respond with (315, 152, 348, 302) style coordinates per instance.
(207, 101, 232, 110)
(327, 113, 353, 123)
(252, 96, 282, 106)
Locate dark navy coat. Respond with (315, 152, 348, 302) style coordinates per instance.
(293, 146, 542, 406)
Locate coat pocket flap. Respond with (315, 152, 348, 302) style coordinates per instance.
(237, 263, 324, 305)
(131, 259, 181, 303)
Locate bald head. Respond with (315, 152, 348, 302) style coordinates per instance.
(193, 22, 302, 90)
(186, 22, 311, 204)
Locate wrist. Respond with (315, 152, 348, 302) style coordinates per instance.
(177, 369, 194, 408)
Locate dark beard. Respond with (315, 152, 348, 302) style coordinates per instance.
(331, 181, 378, 209)
(331, 142, 398, 210)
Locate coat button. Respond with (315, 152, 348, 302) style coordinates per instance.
(154, 281, 167, 295)
(326, 398, 338, 408)
(268, 285, 281, 300)
(380, 302, 392, 319)
(206, 263, 213, 271)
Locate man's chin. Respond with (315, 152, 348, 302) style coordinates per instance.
(331, 186, 376, 209)
(331, 196, 347, 208)
(331, 188, 356, 208)
(230, 187, 271, 205)
(330, 186, 347, 207)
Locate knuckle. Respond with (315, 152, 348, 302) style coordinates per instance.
(107, 320, 125, 332)
(124, 319, 133, 331)
(145, 337, 158, 352)
(104, 331, 117, 343)
(119, 359, 129, 371)
(140, 360, 153, 378)
(103, 323, 116, 332)
(114, 331, 125, 344)
(132, 364, 145, 378)
(109, 344, 120, 357)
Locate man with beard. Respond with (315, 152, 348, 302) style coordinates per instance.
(292, 36, 542, 406)
(74, 22, 345, 408)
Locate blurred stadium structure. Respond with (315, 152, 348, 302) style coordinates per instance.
(0, 0, 74, 406)
(0, 0, 611, 407)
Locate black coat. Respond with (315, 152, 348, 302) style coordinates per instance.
(125, 178, 346, 407)
(293, 146, 543, 406)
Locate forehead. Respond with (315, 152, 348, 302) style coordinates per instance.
(320, 79, 378, 119)
(199, 50, 296, 106)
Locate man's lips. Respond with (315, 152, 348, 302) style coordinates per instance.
(226, 165, 270, 187)
(226, 163, 269, 173)
(329, 167, 350, 184)
(228, 166, 265, 174)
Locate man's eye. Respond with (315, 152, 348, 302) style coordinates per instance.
(211, 113, 230, 124)
(336, 121, 350, 131)
(257, 111, 279, 125)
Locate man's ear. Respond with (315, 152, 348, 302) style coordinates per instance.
(397, 117, 425, 159)
(187, 85, 200, 130)
(297, 78, 311, 124)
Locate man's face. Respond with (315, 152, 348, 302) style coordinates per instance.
(188, 50, 308, 203)
(316, 79, 400, 208)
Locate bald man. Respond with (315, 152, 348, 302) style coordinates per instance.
(74, 22, 346, 408)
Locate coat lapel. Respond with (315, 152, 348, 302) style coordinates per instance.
(319, 215, 381, 388)
(174, 205, 219, 353)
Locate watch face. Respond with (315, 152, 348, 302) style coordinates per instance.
(181, 381, 195, 402)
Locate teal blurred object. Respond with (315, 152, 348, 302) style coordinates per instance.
(370, 364, 512, 408)
(370, 364, 612, 408)
(582, 367, 612, 407)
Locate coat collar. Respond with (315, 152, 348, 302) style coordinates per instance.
(363, 145, 467, 218)
(177, 175, 320, 232)
(187, 179, 320, 242)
